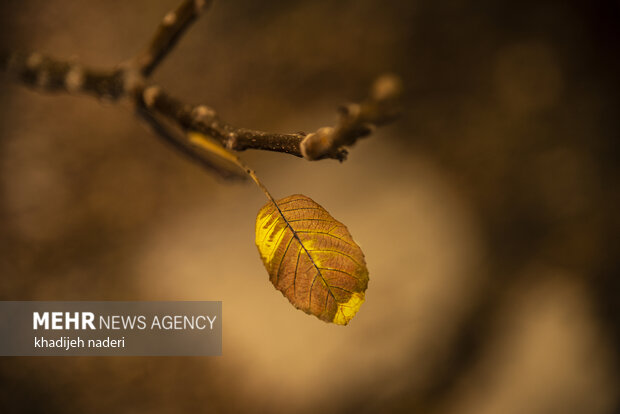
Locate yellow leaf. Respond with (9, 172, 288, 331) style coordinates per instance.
(255, 194, 369, 325)
(187, 132, 240, 166)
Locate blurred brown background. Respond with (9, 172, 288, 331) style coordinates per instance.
(1, 0, 619, 413)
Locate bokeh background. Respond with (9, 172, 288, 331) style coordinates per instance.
(1, 0, 619, 413)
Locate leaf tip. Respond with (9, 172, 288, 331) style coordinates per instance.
(332, 292, 365, 326)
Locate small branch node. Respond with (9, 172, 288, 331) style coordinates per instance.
(142, 85, 161, 108)
(65, 65, 85, 92)
(163, 12, 177, 26)
(300, 127, 335, 161)
(26, 53, 43, 69)
(371, 73, 402, 102)
(340, 103, 361, 118)
(194, 0, 207, 13)
(192, 104, 216, 121)
(225, 132, 238, 150)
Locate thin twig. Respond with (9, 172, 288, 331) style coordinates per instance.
(136, 103, 247, 180)
(299, 74, 402, 160)
(137, 85, 314, 158)
(0, 51, 125, 100)
(135, 0, 213, 77)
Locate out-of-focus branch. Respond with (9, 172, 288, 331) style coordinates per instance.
(138, 75, 402, 161)
(0, 51, 125, 100)
(0, 0, 401, 176)
(134, 0, 213, 77)
(137, 85, 312, 158)
(136, 103, 247, 180)
(300, 74, 402, 160)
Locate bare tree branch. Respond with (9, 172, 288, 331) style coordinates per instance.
(134, 0, 213, 77)
(300, 74, 402, 160)
(0, 51, 125, 100)
(0, 0, 401, 176)
(136, 103, 247, 181)
(137, 85, 313, 158)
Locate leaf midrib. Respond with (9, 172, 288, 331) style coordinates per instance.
(270, 199, 337, 308)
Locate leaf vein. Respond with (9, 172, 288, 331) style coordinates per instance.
(281, 206, 323, 213)
(296, 231, 356, 247)
(287, 218, 342, 225)
(329, 285, 355, 296)
(268, 201, 336, 306)
(275, 197, 314, 207)
(274, 234, 296, 285)
(292, 246, 303, 299)
(308, 249, 364, 267)
(318, 266, 362, 281)
(257, 208, 276, 228)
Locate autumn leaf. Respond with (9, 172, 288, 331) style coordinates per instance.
(255, 194, 369, 325)
(182, 132, 370, 324)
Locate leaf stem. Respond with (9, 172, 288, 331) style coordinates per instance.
(187, 132, 275, 202)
